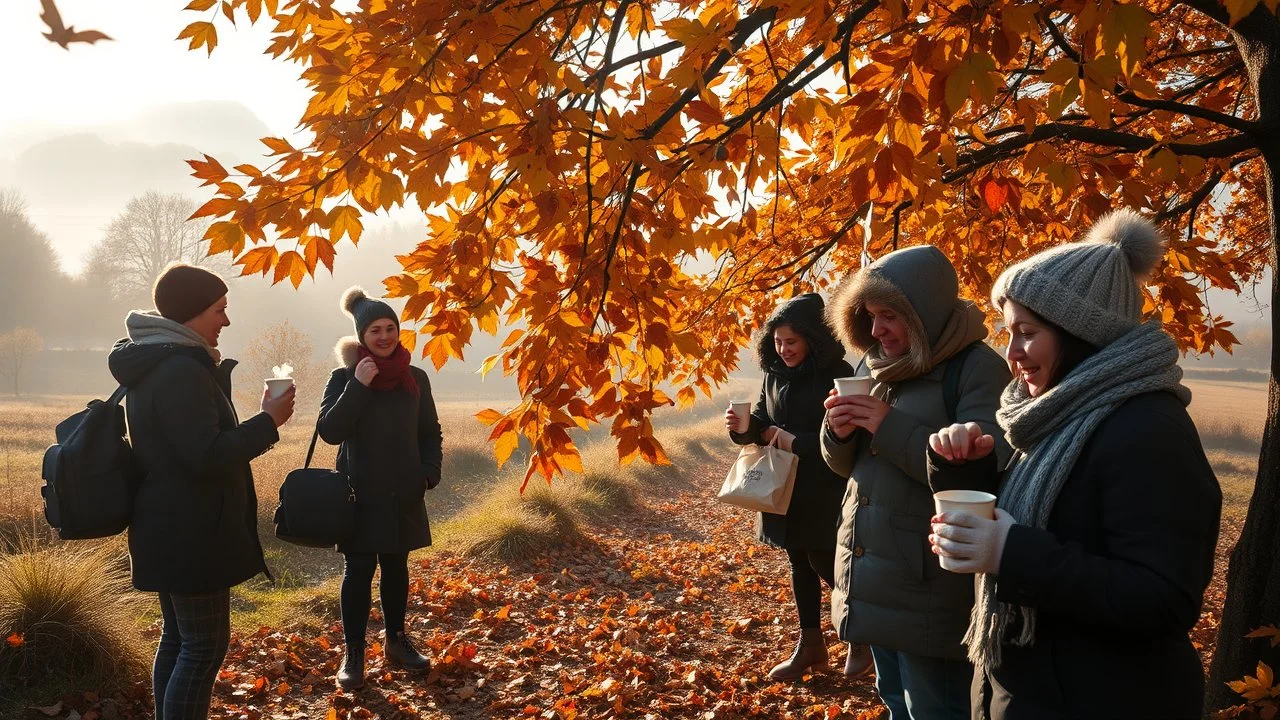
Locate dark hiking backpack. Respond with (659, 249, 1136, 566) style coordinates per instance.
(40, 386, 139, 539)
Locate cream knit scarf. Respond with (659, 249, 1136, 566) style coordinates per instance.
(125, 310, 221, 364)
(965, 321, 1189, 672)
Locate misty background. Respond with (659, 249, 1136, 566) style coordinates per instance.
(0, 0, 1270, 402)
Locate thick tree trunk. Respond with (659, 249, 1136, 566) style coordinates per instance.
(1206, 12, 1280, 712)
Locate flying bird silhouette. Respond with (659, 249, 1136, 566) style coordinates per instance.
(40, 0, 112, 49)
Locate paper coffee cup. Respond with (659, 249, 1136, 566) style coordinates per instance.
(933, 490, 997, 521)
(833, 376, 872, 397)
(729, 401, 751, 433)
(264, 377, 294, 399)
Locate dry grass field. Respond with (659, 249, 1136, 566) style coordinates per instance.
(0, 375, 1265, 634)
(0, 379, 754, 628)
(1184, 379, 1268, 515)
(1, 376, 1261, 538)
(0, 374, 1268, 716)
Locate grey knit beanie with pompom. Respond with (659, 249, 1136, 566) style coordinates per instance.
(341, 286, 399, 343)
(991, 209, 1167, 347)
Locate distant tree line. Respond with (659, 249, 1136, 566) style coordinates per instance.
(0, 188, 225, 351)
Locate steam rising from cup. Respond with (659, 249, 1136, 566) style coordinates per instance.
(265, 362, 295, 399)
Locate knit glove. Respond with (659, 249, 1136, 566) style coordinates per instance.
(929, 509, 1017, 575)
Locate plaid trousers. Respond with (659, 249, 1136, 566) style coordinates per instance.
(153, 589, 232, 720)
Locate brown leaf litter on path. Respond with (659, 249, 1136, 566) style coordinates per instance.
(204, 457, 885, 719)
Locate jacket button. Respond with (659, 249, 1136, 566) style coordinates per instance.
(853, 546, 864, 558)
(859, 495, 870, 506)
(870, 448, 879, 456)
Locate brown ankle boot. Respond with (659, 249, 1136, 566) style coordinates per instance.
(336, 647, 365, 690)
(767, 628, 829, 680)
(384, 631, 431, 671)
(843, 642, 874, 677)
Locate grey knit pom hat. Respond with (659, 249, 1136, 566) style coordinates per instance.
(340, 286, 399, 343)
(991, 209, 1167, 347)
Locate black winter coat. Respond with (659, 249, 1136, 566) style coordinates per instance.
(928, 391, 1221, 720)
(109, 341, 277, 593)
(730, 293, 852, 550)
(318, 340, 443, 554)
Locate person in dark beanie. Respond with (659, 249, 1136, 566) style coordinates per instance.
(927, 209, 1222, 719)
(726, 294, 872, 680)
(821, 247, 1011, 720)
(319, 287, 443, 690)
(108, 262, 295, 720)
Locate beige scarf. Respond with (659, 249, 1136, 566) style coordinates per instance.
(125, 310, 222, 364)
(864, 301, 988, 382)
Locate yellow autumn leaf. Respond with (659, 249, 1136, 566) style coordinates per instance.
(329, 205, 363, 244)
(177, 21, 217, 55)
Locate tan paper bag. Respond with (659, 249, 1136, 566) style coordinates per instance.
(716, 435, 799, 514)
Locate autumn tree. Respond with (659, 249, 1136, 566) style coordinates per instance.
(232, 319, 327, 419)
(84, 191, 226, 305)
(169, 0, 1279, 703)
(0, 328, 45, 396)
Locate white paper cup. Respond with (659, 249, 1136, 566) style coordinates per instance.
(833, 376, 872, 397)
(264, 378, 294, 399)
(729, 401, 751, 433)
(933, 490, 997, 521)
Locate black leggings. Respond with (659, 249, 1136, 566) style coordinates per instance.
(340, 552, 410, 649)
(786, 548, 836, 629)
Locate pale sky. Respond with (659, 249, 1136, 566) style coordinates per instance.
(0, 0, 309, 137)
(0, 0, 426, 273)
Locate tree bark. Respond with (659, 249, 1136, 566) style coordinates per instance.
(1206, 10, 1280, 712)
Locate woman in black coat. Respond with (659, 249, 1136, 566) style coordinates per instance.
(108, 264, 295, 720)
(726, 293, 871, 680)
(319, 287, 443, 690)
(926, 210, 1221, 719)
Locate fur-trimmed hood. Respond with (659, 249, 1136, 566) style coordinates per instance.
(334, 336, 362, 370)
(754, 293, 845, 373)
(827, 245, 960, 365)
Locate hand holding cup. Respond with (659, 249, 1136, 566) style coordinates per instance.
(261, 383, 296, 428)
(824, 392, 890, 435)
(726, 401, 751, 433)
(929, 507, 1015, 574)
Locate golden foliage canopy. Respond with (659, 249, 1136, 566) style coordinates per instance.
(182, 0, 1272, 486)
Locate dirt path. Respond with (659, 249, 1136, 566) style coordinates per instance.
(30, 450, 1243, 720)
(203, 452, 884, 720)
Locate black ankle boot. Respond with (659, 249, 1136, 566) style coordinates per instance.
(383, 631, 431, 670)
(337, 646, 365, 690)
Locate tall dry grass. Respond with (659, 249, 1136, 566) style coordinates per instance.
(0, 540, 147, 705)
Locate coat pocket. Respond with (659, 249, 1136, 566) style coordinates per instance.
(889, 512, 930, 583)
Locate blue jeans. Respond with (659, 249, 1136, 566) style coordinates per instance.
(871, 646, 972, 720)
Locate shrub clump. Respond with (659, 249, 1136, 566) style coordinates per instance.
(0, 542, 147, 699)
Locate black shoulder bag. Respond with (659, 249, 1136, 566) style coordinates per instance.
(273, 422, 356, 548)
